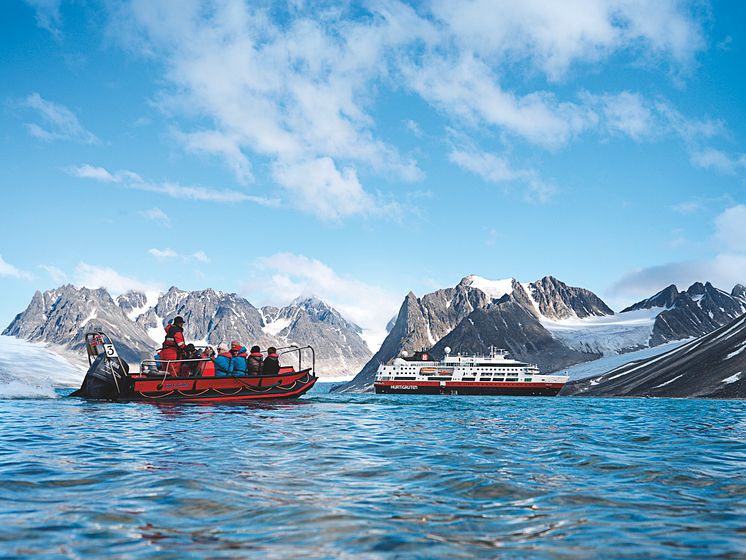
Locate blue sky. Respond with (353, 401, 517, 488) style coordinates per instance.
(1, 0, 745, 346)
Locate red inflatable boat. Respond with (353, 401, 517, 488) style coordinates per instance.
(71, 332, 318, 403)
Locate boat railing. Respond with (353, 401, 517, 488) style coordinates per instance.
(276, 344, 316, 376)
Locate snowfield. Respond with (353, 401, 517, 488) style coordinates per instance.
(463, 275, 516, 300)
(559, 340, 687, 381)
(541, 308, 662, 356)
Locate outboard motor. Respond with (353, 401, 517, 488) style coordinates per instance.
(70, 332, 130, 400)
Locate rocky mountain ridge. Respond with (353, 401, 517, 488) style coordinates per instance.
(4, 285, 156, 364)
(4, 285, 371, 377)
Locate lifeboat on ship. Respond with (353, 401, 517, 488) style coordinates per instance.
(70, 332, 317, 403)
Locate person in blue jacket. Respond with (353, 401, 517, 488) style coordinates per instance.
(213, 342, 234, 376)
(230, 341, 248, 375)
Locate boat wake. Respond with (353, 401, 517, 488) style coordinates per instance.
(0, 336, 84, 399)
(0, 371, 59, 399)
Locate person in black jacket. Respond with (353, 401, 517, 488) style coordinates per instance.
(247, 345, 263, 375)
(261, 346, 280, 375)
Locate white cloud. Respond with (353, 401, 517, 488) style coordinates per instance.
(24, 0, 62, 39)
(68, 164, 279, 206)
(672, 201, 703, 215)
(148, 248, 178, 259)
(110, 0, 709, 215)
(407, 54, 597, 148)
(39, 264, 67, 284)
(148, 248, 210, 263)
(405, 119, 423, 137)
(689, 148, 746, 175)
(69, 164, 118, 182)
(715, 205, 746, 252)
(611, 256, 746, 303)
(245, 252, 401, 350)
(430, 0, 704, 81)
(138, 207, 172, 226)
(0, 256, 34, 281)
(173, 129, 253, 185)
(597, 91, 654, 140)
(272, 157, 377, 221)
(21, 93, 99, 144)
(74, 262, 160, 295)
(191, 251, 210, 263)
(449, 148, 556, 203)
(116, 1, 426, 220)
(611, 205, 746, 303)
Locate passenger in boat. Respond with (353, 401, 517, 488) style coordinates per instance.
(180, 344, 199, 376)
(214, 342, 234, 376)
(161, 316, 186, 376)
(247, 346, 263, 375)
(261, 346, 280, 375)
(231, 342, 248, 375)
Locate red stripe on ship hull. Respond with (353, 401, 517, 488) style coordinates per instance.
(374, 380, 565, 396)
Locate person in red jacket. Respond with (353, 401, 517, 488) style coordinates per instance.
(161, 316, 186, 376)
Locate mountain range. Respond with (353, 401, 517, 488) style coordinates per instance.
(337, 275, 746, 392)
(3, 285, 371, 377)
(6, 275, 744, 389)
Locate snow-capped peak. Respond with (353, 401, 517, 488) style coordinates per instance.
(462, 275, 516, 300)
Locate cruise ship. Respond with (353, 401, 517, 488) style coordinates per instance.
(374, 347, 568, 396)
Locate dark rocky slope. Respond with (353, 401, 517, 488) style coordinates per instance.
(563, 313, 746, 398)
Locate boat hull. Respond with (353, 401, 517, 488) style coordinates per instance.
(81, 368, 317, 403)
(374, 381, 565, 396)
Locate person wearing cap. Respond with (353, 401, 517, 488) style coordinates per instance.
(261, 346, 280, 375)
(231, 341, 248, 375)
(214, 342, 234, 377)
(161, 315, 186, 376)
(247, 345, 263, 375)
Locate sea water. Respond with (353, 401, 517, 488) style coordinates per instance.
(1, 384, 745, 558)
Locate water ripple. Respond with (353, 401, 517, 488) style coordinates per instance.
(1, 388, 746, 557)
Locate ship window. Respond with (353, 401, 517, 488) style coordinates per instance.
(462, 377, 475, 381)
(494, 378, 504, 382)
(506, 377, 518, 381)
(525, 378, 532, 382)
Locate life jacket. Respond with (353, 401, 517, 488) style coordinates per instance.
(199, 360, 216, 377)
(163, 324, 185, 352)
(247, 352, 263, 375)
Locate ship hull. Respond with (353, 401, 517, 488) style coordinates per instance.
(374, 381, 565, 396)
